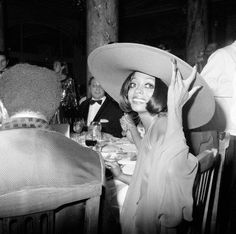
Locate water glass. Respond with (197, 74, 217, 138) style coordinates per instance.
(90, 121, 102, 141)
(85, 121, 102, 148)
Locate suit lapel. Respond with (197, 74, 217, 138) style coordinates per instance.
(83, 99, 90, 121)
(93, 98, 109, 121)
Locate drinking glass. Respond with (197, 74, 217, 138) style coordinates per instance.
(91, 121, 102, 141)
(85, 121, 102, 148)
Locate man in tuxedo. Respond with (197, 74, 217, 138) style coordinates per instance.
(78, 76, 123, 138)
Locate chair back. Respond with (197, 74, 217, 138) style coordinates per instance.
(189, 131, 230, 234)
(0, 128, 104, 234)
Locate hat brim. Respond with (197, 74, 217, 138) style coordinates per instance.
(88, 43, 215, 129)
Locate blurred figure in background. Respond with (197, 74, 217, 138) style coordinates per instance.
(52, 60, 78, 126)
(196, 42, 218, 72)
(204, 42, 218, 59)
(157, 43, 171, 53)
(201, 39, 236, 233)
(0, 51, 9, 78)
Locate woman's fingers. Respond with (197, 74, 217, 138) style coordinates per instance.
(121, 114, 135, 132)
(120, 116, 128, 130)
(105, 161, 115, 169)
(176, 67, 184, 88)
(168, 59, 201, 108)
(124, 114, 133, 125)
(171, 60, 198, 92)
(184, 65, 197, 89)
(170, 58, 178, 86)
(188, 86, 202, 99)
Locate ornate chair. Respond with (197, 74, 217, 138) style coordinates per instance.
(188, 131, 230, 234)
(0, 128, 104, 234)
(50, 123, 70, 138)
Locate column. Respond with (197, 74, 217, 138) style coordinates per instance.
(186, 0, 208, 68)
(86, 0, 119, 79)
(0, 0, 5, 51)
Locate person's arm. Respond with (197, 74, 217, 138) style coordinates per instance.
(200, 49, 226, 94)
(105, 161, 132, 184)
(127, 125, 142, 147)
(116, 173, 132, 184)
(120, 114, 142, 146)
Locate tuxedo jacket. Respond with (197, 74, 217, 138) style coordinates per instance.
(78, 96, 123, 138)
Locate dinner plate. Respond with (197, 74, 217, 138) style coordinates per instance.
(101, 152, 123, 161)
(102, 151, 137, 163)
(118, 159, 136, 165)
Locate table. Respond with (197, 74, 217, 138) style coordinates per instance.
(71, 132, 137, 163)
(71, 132, 137, 209)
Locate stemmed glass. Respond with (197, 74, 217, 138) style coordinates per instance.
(85, 121, 102, 148)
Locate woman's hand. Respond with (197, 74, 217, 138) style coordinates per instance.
(105, 160, 132, 184)
(105, 160, 123, 179)
(120, 114, 136, 140)
(120, 114, 135, 131)
(120, 113, 143, 146)
(168, 59, 200, 112)
(166, 59, 201, 135)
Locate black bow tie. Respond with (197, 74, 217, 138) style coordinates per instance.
(90, 99, 102, 105)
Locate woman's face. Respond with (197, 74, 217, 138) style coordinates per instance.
(53, 61, 61, 73)
(128, 72, 155, 113)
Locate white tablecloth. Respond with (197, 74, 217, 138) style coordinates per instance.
(71, 132, 137, 209)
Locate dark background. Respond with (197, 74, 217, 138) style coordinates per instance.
(5, 0, 236, 86)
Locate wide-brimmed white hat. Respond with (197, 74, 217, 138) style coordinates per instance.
(88, 43, 215, 129)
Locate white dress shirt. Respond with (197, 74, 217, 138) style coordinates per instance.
(87, 96, 106, 126)
(201, 41, 236, 135)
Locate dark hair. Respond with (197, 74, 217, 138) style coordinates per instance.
(0, 64, 62, 121)
(53, 60, 68, 75)
(0, 50, 8, 58)
(119, 72, 168, 115)
(79, 83, 87, 96)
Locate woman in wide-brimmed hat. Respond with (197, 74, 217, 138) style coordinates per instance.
(88, 43, 215, 234)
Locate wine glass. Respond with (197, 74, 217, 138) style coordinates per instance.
(85, 132, 97, 147)
(85, 121, 102, 148)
